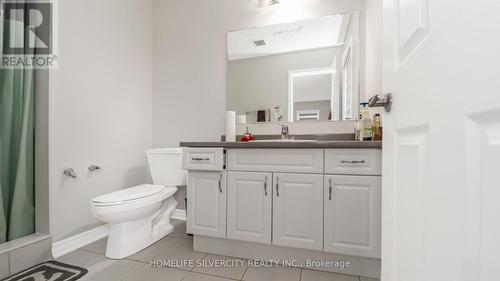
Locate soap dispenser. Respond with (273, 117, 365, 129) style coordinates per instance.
(354, 115, 361, 141)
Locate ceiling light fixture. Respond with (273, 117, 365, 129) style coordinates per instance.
(256, 0, 280, 8)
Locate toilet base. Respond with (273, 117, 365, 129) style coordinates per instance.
(105, 197, 177, 259)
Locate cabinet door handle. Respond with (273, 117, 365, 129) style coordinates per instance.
(328, 178, 333, 200)
(276, 176, 279, 197)
(218, 173, 223, 193)
(340, 160, 366, 164)
(192, 157, 210, 161)
(264, 176, 268, 196)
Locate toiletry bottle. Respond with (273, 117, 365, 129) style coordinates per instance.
(269, 106, 283, 122)
(373, 113, 382, 141)
(360, 103, 373, 141)
(358, 113, 364, 142)
(354, 117, 361, 141)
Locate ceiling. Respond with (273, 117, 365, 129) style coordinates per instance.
(227, 14, 350, 61)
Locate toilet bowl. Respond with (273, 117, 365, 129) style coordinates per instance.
(90, 148, 186, 259)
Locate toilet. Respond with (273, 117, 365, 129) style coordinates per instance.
(91, 148, 186, 259)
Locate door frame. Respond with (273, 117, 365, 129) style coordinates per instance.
(288, 67, 336, 122)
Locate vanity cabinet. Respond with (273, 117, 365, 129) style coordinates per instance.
(184, 147, 382, 259)
(186, 171, 226, 238)
(324, 175, 381, 258)
(227, 171, 272, 244)
(273, 173, 323, 251)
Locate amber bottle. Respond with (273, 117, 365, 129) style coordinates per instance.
(373, 114, 382, 141)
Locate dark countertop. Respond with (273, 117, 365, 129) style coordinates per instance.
(179, 140, 382, 149)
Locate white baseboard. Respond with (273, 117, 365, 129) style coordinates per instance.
(171, 208, 186, 221)
(52, 224, 109, 258)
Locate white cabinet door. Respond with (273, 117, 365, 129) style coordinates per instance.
(273, 173, 323, 251)
(227, 171, 272, 244)
(187, 171, 226, 238)
(324, 175, 381, 258)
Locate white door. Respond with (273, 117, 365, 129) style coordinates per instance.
(273, 173, 323, 251)
(383, 1, 500, 280)
(187, 171, 226, 238)
(324, 175, 381, 258)
(227, 171, 272, 244)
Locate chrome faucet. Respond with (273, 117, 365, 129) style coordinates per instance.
(281, 124, 290, 140)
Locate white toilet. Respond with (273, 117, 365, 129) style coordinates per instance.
(91, 148, 186, 259)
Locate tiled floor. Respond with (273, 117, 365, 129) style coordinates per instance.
(58, 220, 379, 281)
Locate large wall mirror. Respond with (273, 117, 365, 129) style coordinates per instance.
(227, 12, 361, 123)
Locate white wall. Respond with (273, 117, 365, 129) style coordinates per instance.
(152, 0, 368, 147)
(49, 0, 153, 241)
(364, 0, 383, 102)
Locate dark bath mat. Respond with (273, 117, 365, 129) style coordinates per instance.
(2, 260, 88, 281)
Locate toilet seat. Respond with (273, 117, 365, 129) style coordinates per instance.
(91, 184, 177, 220)
(92, 184, 168, 206)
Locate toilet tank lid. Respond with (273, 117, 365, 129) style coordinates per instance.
(146, 148, 183, 155)
(91, 184, 166, 205)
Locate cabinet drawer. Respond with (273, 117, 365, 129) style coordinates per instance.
(325, 149, 381, 175)
(182, 148, 224, 171)
(227, 149, 323, 173)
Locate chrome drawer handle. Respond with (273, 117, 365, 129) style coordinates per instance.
(276, 176, 279, 197)
(340, 160, 366, 164)
(264, 176, 268, 196)
(328, 178, 333, 200)
(218, 173, 223, 193)
(192, 157, 210, 161)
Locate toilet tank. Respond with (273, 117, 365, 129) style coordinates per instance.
(146, 148, 187, 186)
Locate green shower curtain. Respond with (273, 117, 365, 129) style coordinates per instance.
(0, 19, 36, 243)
